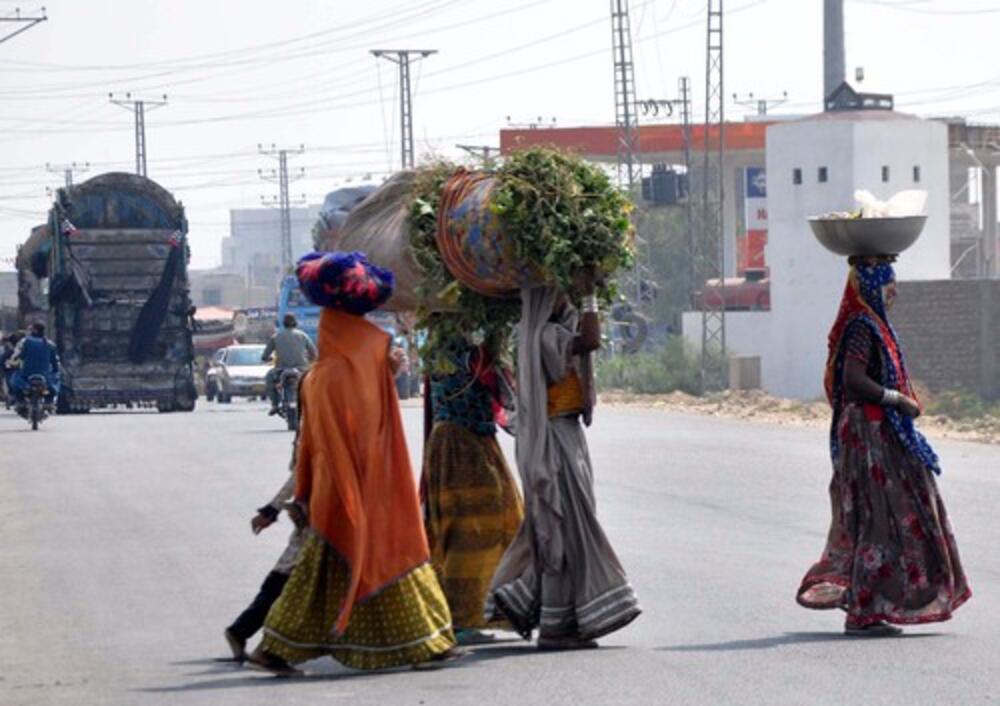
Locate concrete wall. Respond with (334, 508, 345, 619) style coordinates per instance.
(893, 279, 1000, 400)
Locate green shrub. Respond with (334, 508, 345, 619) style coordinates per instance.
(925, 389, 999, 421)
(596, 337, 703, 395)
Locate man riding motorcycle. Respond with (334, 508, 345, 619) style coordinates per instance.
(8, 322, 60, 408)
(261, 314, 317, 416)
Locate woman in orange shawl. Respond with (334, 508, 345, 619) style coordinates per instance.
(250, 251, 457, 674)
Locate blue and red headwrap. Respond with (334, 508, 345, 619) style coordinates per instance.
(825, 261, 941, 474)
(295, 251, 394, 316)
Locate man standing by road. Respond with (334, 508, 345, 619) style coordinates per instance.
(261, 314, 316, 416)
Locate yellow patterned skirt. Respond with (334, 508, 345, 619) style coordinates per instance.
(424, 422, 524, 629)
(260, 533, 456, 671)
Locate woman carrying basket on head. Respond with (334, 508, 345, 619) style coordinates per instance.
(796, 256, 970, 636)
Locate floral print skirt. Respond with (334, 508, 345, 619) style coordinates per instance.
(797, 405, 971, 627)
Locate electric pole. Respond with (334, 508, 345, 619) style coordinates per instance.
(371, 49, 436, 169)
(733, 91, 788, 116)
(0, 6, 47, 45)
(701, 0, 727, 391)
(611, 0, 640, 191)
(679, 76, 696, 309)
(259, 144, 305, 274)
(46, 161, 90, 187)
(610, 0, 649, 322)
(109, 92, 168, 177)
(456, 144, 499, 166)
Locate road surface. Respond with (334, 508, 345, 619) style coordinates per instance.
(1, 400, 997, 705)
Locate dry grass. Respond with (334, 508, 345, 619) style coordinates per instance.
(599, 389, 1000, 445)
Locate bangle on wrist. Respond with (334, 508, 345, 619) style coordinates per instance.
(581, 295, 599, 314)
(881, 388, 901, 406)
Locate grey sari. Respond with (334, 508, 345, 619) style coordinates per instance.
(485, 288, 640, 640)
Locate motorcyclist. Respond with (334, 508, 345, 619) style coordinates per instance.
(0, 331, 24, 405)
(261, 314, 316, 416)
(9, 322, 60, 408)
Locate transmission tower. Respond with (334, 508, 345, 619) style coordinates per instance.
(610, 0, 649, 316)
(611, 0, 640, 190)
(679, 76, 696, 308)
(0, 6, 47, 45)
(109, 93, 168, 177)
(701, 0, 727, 390)
(733, 91, 788, 116)
(456, 144, 499, 167)
(371, 50, 436, 169)
(259, 144, 305, 273)
(46, 161, 89, 187)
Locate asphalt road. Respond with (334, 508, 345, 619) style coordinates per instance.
(1, 399, 997, 706)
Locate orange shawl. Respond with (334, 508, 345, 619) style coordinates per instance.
(294, 307, 429, 634)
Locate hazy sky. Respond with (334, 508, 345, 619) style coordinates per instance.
(2, 0, 999, 270)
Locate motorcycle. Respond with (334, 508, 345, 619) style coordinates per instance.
(276, 368, 301, 431)
(17, 374, 51, 431)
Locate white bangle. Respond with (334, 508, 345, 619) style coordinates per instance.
(881, 388, 901, 406)
(581, 295, 599, 314)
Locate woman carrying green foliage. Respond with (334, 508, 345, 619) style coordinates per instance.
(486, 274, 641, 650)
(421, 319, 524, 646)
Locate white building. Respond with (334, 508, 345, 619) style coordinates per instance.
(685, 96, 952, 400)
(220, 206, 321, 293)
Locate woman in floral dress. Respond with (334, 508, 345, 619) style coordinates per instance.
(797, 257, 970, 636)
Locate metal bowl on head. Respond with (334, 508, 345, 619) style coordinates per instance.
(807, 215, 927, 257)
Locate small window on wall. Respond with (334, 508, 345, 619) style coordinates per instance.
(818, 167, 828, 183)
(882, 166, 890, 183)
(793, 168, 802, 185)
(913, 165, 921, 183)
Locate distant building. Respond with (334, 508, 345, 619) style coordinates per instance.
(0, 271, 16, 309)
(188, 269, 273, 310)
(220, 206, 321, 294)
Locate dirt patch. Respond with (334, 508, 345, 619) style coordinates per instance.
(599, 389, 1000, 446)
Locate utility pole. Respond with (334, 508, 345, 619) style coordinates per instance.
(46, 161, 89, 188)
(371, 49, 436, 169)
(611, 0, 640, 191)
(733, 91, 788, 116)
(610, 0, 648, 321)
(109, 92, 168, 177)
(456, 144, 499, 166)
(701, 0, 727, 391)
(259, 144, 305, 274)
(679, 76, 696, 309)
(0, 6, 47, 45)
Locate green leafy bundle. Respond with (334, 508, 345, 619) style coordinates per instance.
(491, 147, 634, 299)
(406, 148, 634, 374)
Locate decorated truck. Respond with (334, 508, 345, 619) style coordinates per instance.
(20, 172, 197, 413)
